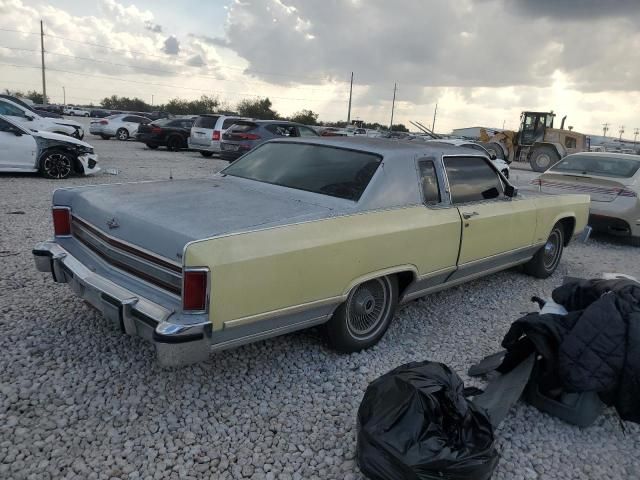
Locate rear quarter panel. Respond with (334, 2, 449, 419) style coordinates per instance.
(184, 206, 461, 330)
(532, 194, 590, 243)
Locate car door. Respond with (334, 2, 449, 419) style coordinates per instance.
(122, 116, 140, 135)
(0, 117, 38, 170)
(443, 156, 537, 280)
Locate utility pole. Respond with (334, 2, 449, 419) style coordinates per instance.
(62, 86, 65, 105)
(634, 128, 639, 144)
(602, 123, 609, 137)
(389, 82, 397, 131)
(619, 125, 625, 140)
(151, 94, 154, 106)
(346, 72, 353, 125)
(40, 20, 47, 105)
(431, 103, 438, 133)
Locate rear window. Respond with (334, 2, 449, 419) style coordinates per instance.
(194, 115, 220, 129)
(222, 118, 240, 129)
(228, 121, 258, 132)
(222, 142, 382, 201)
(550, 155, 640, 178)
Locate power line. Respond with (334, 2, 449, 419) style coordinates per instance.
(0, 61, 346, 104)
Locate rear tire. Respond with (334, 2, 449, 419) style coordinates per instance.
(530, 146, 560, 172)
(40, 150, 74, 180)
(484, 142, 505, 160)
(326, 276, 398, 352)
(523, 223, 564, 278)
(146, 144, 158, 149)
(200, 151, 214, 157)
(116, 128, 129, 141)
(167, 135, 184, 151)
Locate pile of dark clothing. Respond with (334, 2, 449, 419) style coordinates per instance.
(498, 277, 640, 423)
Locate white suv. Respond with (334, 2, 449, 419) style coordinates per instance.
(189, 114, 249, 157)
(0, 98, 85, 139)
(63, 106, 89, 117)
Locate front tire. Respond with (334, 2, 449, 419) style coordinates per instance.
(523, 224, 564, 278)
(530, 146, 560, 172)
(146, 144, 158, 149)
(484, 142, 505, 160)
(326, 276, 398, 352)
(40, 150, 74, 179)
(116, 128, 129, 141)
(167, 135, 184, 151)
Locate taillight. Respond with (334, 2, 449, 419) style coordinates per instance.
(183, 268, 209, 312)
(99, 120, 108, 125)
(530, 179, 542, 186)
(618, 188, 637, 198)
(151, 126, 162, 134)
(212, 130, 221, 141)
(52, 207, 71, 236)
(237, 132, 261, 140)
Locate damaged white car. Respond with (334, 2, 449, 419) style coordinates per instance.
(0, 115, 99, 179)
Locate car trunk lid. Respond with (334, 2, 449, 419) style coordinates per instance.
(537, 172, 634, 202)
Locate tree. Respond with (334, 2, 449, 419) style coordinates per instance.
(164, 95, 221, 115)
(102, 95, 152, 112)
(289, 109, 319, 125)
(237, 97, 278, 119)
(3, 89, 43, 104)
(391, 123, 409, 133)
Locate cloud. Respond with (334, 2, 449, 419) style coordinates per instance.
(162, 35, 180, 55)
(186, 54, 205, 67)
(145, 21, 162, 33)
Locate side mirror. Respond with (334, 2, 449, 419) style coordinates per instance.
(25, 115, 35, 121)
(490, 153, 497, 160)
(504, 184, 518, 198)
(13, 129, 23, 136)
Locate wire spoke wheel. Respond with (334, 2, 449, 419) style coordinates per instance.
(543, 229, 562, 270)
(42, 152, 72, 179)
(345, 277, 392, 340)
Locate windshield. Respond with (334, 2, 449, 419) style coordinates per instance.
(222, 142, 382, 201)
(550, 155, 640, 178)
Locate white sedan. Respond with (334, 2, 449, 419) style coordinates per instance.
(89, 114, 151, 140)
(0, 115, 99, 179)
(426, 138, 510, 178)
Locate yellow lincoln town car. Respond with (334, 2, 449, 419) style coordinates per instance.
(33, 138, 590, 366)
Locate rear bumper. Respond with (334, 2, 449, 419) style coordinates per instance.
(33, 241, 212, 367)
(589, 214, 639, 237)
(188, 139, 220, 152)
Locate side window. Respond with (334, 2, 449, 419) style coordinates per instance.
(122, 116, 136, 122)
(565, 137, 577, 149)
(0, 118, 15, 132)
(297, 126, 318, 137)
(267, 124, 297, 136)
(0, 102, 26, 117)
(444, 156, 503, 204)
(418, 160, 441, 205)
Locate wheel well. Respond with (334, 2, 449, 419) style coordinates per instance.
(395, 271, 416, 298)
(40, 147, 81, 173)
(557, 217, 576, 246)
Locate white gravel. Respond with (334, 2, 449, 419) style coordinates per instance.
(1, 127, 639, 479)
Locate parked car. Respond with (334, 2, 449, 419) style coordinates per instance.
(188, 114, 249, 157)
(534, 152, 640, 246)
(319, 127, 350, 137)
(427, 139, 511, 178)
(32, 103, 64, 119)
(0, 97, 84, 139)
(136, 117, 197, 150)
(34, 103, 64, 115)
(89, 114, 151, 140)
(90, 109, 110, 118)
(32, 137, 589, 366)
(220, 120, 319, 161)
(63, 106, 89, 117)
(0, 115, 99, 179)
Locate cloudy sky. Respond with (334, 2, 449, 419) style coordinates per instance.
(1, 0, 639, 136)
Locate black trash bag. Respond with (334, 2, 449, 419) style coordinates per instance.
(357, 361, 498, 480)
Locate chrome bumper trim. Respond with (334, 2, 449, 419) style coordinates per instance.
(32, 241, 211, 367)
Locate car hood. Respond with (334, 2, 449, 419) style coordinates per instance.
(53, 118, 83, 128)
(53, 177, 338, 261)
(33, 129, 93, 148)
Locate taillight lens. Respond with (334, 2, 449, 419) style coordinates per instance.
(183, 269, 208, 312)
(99, 120, 108, 125)
(52, 207, 71, 236)
(237, 132, 261, 140)
(151, 126, 162, 134)
(212, 130, 221, 141)
(618, 188, 637, 198)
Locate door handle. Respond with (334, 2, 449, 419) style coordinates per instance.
(462, 211, 479, 219)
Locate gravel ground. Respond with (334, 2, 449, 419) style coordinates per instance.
(1, 129, 639, 479)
